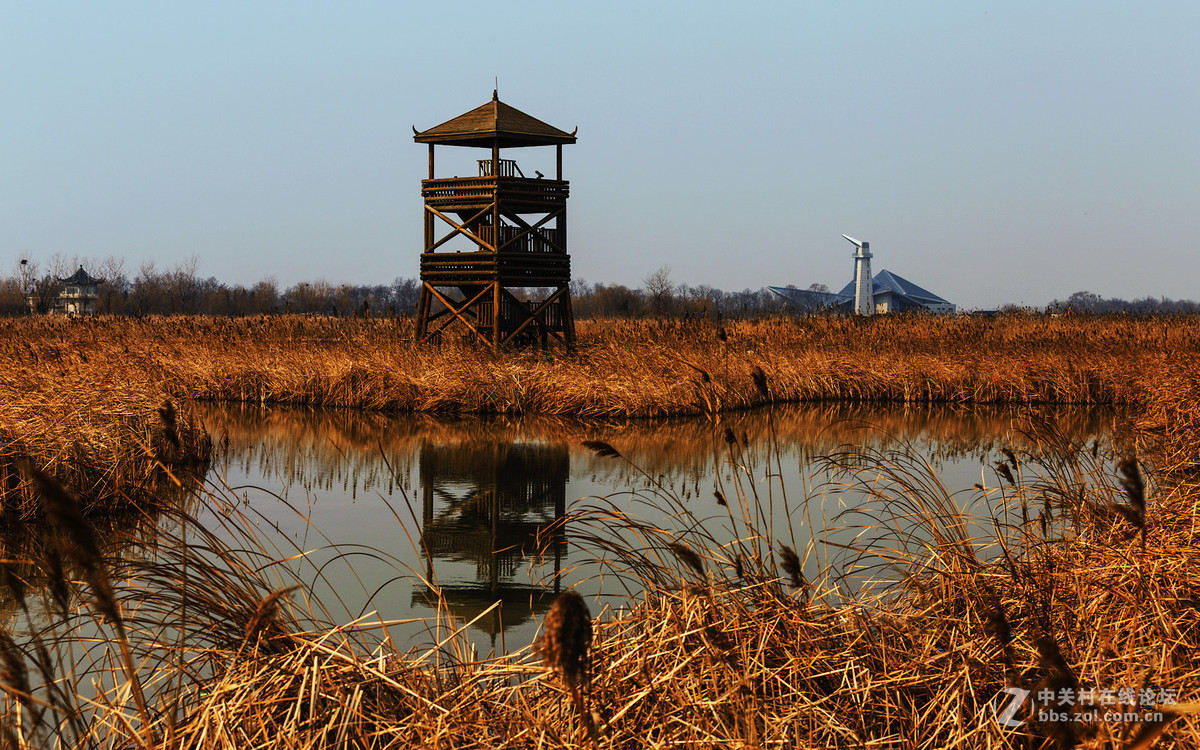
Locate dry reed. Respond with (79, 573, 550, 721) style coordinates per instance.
(0, 317, 211, 520)
(6, 311, 1193, 515)
(1, 312, 1199, 746)
(7, 313, 1198, 422)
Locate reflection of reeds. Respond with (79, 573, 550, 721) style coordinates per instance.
(197, 399, 1116, 505)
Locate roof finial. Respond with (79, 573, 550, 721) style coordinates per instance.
(493, 77, 498, 101)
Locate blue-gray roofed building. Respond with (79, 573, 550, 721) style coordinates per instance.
(771, 269, 955, 314)
(837, 270, 954, 314)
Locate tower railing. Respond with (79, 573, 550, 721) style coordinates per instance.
(477, 225, 562, 253)
(421, 177, 569, 210)
(477, 158, 523, 178)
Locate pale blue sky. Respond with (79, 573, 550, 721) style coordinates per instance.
(3, 2, 1197, 309)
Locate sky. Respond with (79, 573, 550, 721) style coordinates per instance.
(3, 2, 1198, 310)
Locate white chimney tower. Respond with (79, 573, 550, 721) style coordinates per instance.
(843, 234, 874, 315)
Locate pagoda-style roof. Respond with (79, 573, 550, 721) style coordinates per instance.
(414, 93, 576, 149)
(57, 266, 104, 286)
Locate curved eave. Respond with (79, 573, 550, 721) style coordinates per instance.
(56, 271, 105, 285)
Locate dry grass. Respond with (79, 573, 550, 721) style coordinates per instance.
(2, 312, 1200, 747)
(0, 317, 211, 520)
(7, 313, 1198, 419)
(4, 311, 1197, 515)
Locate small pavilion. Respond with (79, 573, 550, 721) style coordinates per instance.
(55, 266, 105, 316)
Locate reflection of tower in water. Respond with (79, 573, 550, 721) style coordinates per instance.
(415, 440, 568, 640)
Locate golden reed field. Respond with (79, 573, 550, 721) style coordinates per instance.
(2, 313, 1200, 747)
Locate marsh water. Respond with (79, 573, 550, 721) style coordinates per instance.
(182, 401, 1118, 657)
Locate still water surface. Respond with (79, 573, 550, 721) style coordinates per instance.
(187, 398, 1113, 652)
(191, 401, 1116, 657)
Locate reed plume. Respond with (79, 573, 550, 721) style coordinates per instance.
(0, 632, 34, 724)
(537, 590, 592, 690)
(17, 460, 154, 744)
(242, 585, 301, 649)
(667, 541, 705, 577)
(1118, 455, 1146, 511)
(20, 460, 119, 626)
(994, 459, 1016, 486)
(536, 590, 598, 744)
(1094, 455, 1149, 549)
(0, 559, 26, 614)
(581, 440, 621, 458)
(776, 543, 805, 590)
(159, 398, 180, 449)
(750, 365, 769, 400)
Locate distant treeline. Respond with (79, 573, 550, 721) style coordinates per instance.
(1045, 290, 1200, 315)
(0, 257, 787, 319)
(4, 255, 1197, 318)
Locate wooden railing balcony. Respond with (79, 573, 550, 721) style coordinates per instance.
(422, 177, 568, 212)
(420, 251, 570, 286)
(477, 225, 563, 253)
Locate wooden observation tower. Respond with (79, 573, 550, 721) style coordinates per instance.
(414, 92, 576, 348)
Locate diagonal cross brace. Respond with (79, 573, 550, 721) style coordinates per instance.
(426, 205, 496, 252)
(421, 283, 495, 343)
(497, 286, 570, 345)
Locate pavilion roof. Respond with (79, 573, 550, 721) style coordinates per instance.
(57, 266, 105, 286)
(414, 93, 576, 148)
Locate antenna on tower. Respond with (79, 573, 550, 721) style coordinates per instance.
(843, 233, 874, 315)
(842, 234, 868, 251)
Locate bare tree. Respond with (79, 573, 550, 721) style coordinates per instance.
(16, 257, 36, 296)
(643, 265, 675, 314)
(29, 274, 62, 314)
(93, 255, 127, 313)
(251, 278, 280, 314)
(392, 277, 420, 314)
(285, 280, 335, 314)
(47, 252, 81, 279)
(164, 256, 201, 313)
